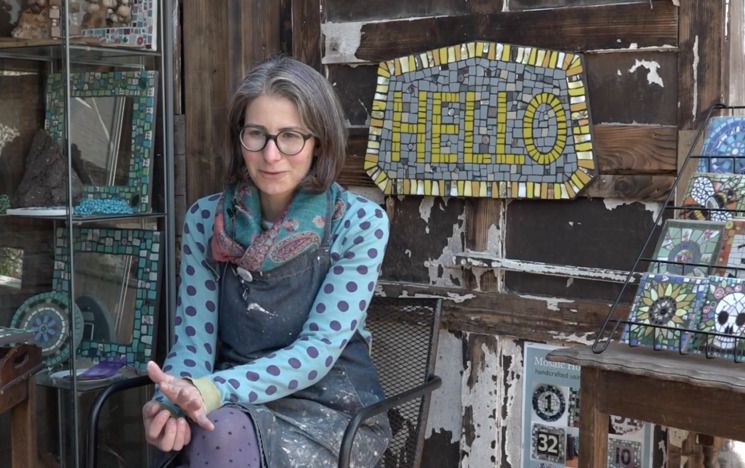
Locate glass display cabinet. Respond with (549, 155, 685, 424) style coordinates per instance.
(0, 0, 175, 466)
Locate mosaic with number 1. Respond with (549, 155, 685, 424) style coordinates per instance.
(365, 41, 597, 199)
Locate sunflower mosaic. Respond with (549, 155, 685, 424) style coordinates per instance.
(649, 219, 723, 277)
(689, 275, 745, 360)
(365, 41, 597, 199)
(621, 273, 708, 351)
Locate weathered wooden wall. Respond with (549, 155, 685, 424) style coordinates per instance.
(177, 0, 736, 466)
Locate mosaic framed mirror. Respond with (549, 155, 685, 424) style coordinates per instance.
(45, 70, 159, 214)
(52, 227, 161, 369)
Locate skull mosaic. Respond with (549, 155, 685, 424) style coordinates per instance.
(713, 292, 745, 350)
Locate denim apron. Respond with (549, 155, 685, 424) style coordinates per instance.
(202, 190, 389, 467)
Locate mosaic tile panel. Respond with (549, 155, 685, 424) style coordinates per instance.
(531, 423, 566, 464)
(716, 219, 745, 278)
(648, 219, 724, 277)
(52, 227, 161, 370)
(78, 0, 159, 50)
(688, 275, 745, 361)
(365, 41, 597, 199)
(621, 273, 708, 351)
(46, 70, 158, 214)
(697, 117, 745, 174)
(608, 438, 642, 468)
(680, 173, 745, 222)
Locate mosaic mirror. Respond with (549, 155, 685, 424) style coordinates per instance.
(690, 275, 745, 361)
(621, 273, 708, 351)
(52, 227, 161, 369)
(46, 70, 158, 214)
(648, 219, 724, 277)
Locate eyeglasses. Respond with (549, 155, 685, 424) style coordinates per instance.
(239, 126, 315, 155)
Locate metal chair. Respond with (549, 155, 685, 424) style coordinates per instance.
(87, 296, 442, 468)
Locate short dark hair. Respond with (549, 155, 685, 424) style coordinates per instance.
(226, 56, 347, 192)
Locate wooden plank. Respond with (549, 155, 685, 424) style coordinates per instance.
(230, 0, 282, 86)
(586, 51, 678, 125)
(327, 64, 378, 127)
(579, 368, 608, 468)
(510, 0, 646, 10)
(583, 174, 673, 201)
(593, 125, 676, 174)
(464, 199, 501, 292)
(678, 0, 726, 129)
(353, 1, 678, 62)
(323, 0, 504, 22)
(291, 0, 322, 70)
(728, 0, 745, 105)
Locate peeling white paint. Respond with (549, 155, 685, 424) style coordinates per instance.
(321, 21, 366, 64)
(692, 35, 700, 122)
(602, 198, 661, 217)
(628, 59, 664, 87)
(404, 249, 412, 258)
(548, 331, 594, 345)
(446, 292, 476, 303)
(617, 69, 622, 76)
(425, 330, 463, 443)
(629, 42, 639, 49)
(517, 293, 574, 312)
(498, 338, 524, 468)
(418, 197, 435, 234)
(566, 277, 574, 288)
(423, 201, 466, 287)
(486, 223, 500, 253)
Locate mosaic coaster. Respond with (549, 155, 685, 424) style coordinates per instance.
(688, 275, 745, 360)
(532, 383, 566, 423)
(697, 117, 745, 174)
(531, 423, 565, 464)
(608, 438, 642, 468)
(10, 292, 83, 368)
(648, 219, 724, 277)
(680, 173, 745, 222)
(621, 273, 708, 351)
(715, 219, 745, 278)
(365, 41, 596, 199)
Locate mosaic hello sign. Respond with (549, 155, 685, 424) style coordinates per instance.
(364, 41, 597, 199)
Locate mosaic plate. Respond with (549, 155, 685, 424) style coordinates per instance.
(365, 41, 596, 199)
(621, 273, 708, 351)
(697, 117, 745, 174)
(688, 275, 745, 360)
(532, 383, 566, 422)
(11, 292, 83, 367)
(715, 219, 745, 278)
(648, 219, 724, 277)
(680, 173, 745, 222)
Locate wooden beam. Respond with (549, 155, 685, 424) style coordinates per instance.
(291, 0, 322, 70)
(583, 174, 673, 201)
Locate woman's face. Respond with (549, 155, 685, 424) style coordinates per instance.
(241, 94, 316, 218)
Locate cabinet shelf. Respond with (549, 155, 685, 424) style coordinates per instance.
(0, 38, 161, 64)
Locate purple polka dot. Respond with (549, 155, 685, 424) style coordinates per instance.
(308, 370, 318, 380)
(288, 380, 298, 390)
(267, 352, 277, 359)
(359, 300, 367, 310)
(205, 280, 217, 290)
(175, 316, 183, 326)
(368, 282, 375, 291)
(183, 244, 192, 255)
(323, 284, 334, 293)
(353, 236, 363, 245)
(185, 326, 196, 337)
(330, 320, 341, 331)
(338, 301, 349, 312)
(228, 379, 240, 389)
(204, 343, 213, 354)
(186, 286, 197, 296)
(357, 208, 365, 218)
(186, 265, 196, 276)
(230, 394, 239, 402)
(206, 301, 216, 312)
(309, 322, 319, 331)
(185, 306, 197, 316)
(190, 203, 199, 214)
(307, 347, 319, 358)
(266, 365, 280, 376)
(344, 251, 355, 259)
(167, 352, 176, 359)
(246, 371, 259, 381)
(357, 265, 368, 275)
(325, 356, 333, 367)
(184, 359, 196, 367)
(183, 224, 190, 234)
(186, 345, 197, 353)
(201, 209, 210, 219)
(214, 376, 226, 384)
(346, 282, 357, 292)
(205, 322, 214, 334)
(196, 223, 205, 234)
(196, 242, 206, 253)
(333, 265, 344, 275)
(340, 339, 348, 349)
(288, 358, 301, 369)
(179, 372, 192, 378)
(374, 209, 383, 218)
(248, 392, 258, 402)
(375, 229, 384, 239)
(356, 196, 366, 203)
(163, 365, 172, 372)
(344, 220, 351, 228)
(321, 338, 332, 345)
(331, 253, 341, 261)
(368, 248, 378, 258)
(177, 297, 182, 306)
(205, 362, 212, 371)
(266, 385, 277, 395)
(360, 221, 371, 230)
(350, 320, 358, 330)
(208, 194, 221, 201)
(316, 303, 326, 313)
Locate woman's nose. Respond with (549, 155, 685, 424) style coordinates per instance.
(262, 138, 283, 162)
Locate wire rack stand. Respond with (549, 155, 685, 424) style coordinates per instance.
(592, 103, 745, 361)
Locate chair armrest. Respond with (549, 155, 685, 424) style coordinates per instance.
(338, 375, 442, 468)
(87, 375, 152, 468)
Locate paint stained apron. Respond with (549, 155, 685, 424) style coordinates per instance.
(171, 192, 390, 467)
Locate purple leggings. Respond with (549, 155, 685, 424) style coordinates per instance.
(177, 406, 261, 467)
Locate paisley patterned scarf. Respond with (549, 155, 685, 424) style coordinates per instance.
(210, 181, 343, 272)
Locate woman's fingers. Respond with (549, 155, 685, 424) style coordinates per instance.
(144, 407, 171, 443)
(147, 360, 173, 386)
(159, 417, 178, 451)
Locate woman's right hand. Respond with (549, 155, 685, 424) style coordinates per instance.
(142, 400, 192, 452)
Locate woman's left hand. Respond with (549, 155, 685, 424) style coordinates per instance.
(147, 361, 215, 431)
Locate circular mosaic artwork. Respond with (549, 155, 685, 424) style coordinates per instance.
(532, 383, 566, 422)
(11, 292, 83, 367)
